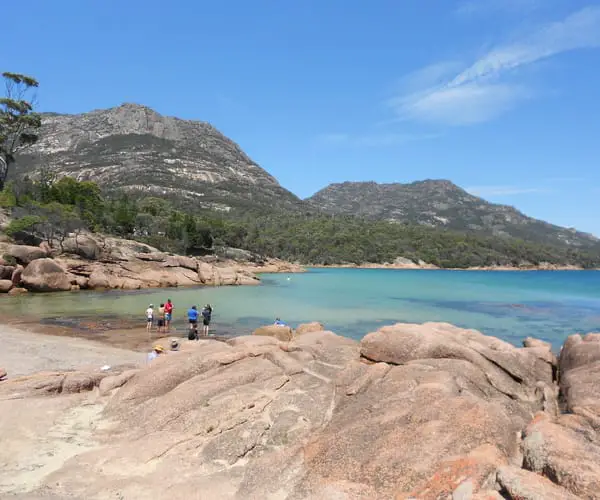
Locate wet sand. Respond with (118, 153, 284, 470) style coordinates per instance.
(0, 313, 237, 354)
(0, 324, 145, 378)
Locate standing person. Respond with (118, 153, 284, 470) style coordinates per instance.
(187, 305, 199, 340)
(145, 304, 154, 332)
(165, 299, 174, 332)
(201, 304, 213, 337)
(157, 303, 166, 334)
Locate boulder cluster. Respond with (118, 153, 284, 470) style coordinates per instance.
(0, 234, 274, 294)
(1, 322, 599, 499)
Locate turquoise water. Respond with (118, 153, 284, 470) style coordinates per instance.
(2, 268, 600, 348)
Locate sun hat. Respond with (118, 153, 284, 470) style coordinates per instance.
(149, 304, 154, 308)
(153, 345, 164, 352)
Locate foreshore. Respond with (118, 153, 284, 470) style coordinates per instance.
(1, 319, 599, 498)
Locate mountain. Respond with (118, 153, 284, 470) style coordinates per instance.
(306, 180, 599, 249)
(15, 103, 303, 213)
(13, 103, 599, 254)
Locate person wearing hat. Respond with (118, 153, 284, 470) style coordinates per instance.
(148, 344, 165, 362)
(145, 304, 155, 332)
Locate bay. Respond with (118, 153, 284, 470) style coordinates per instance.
(2, 268, 600, 349)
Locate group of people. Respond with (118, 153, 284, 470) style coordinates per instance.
(145, 299, 175, 334)
(145, 300, 212, 336)
(187, 304, 212, 339)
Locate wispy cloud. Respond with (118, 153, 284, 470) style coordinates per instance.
(390, 6, 600, 126)
(456, 0, 543, 17)
(467, 185, 553, 196)
(316, 131, 440, 147)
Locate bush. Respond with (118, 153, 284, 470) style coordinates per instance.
(5, 215, 43, 237)
(2, 254, 16, 266)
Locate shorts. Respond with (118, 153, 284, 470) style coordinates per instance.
(165, 313, 172, 321)
(157, 319, 165, 327)
(189, 319, 198, 326)
(203, 318, 211, 326)
(147, 317, 153, 323)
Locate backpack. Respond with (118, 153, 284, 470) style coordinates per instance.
(188, 329, 198, 341)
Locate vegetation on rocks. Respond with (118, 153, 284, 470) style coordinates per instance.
(2, 71, 600, 269)
(3, 174, 600, 268)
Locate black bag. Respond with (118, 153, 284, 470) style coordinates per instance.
(188, 329, 197, 341)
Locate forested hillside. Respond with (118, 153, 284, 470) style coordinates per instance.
(2, 175, 599, 269)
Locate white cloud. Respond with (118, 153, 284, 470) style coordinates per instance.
(467, 185, 552, 196)
(391, 83, 530, 126)
(452, 6, 600, 87)
(391, 6, 600, 126)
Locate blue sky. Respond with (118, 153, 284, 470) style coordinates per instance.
(2, 0, 600, 233)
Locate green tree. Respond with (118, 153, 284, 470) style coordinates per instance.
(0, 72, 42, 190)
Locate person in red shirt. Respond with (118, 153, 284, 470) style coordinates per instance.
(164, 299, 174, 332)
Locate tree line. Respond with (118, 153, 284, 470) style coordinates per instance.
(2, 70, 600, 268)
(3, 174, 600, 268)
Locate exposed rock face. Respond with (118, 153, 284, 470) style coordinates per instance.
(0, 279, 12, 293)
(0, 370, 108, 397)
(21, 258, 72, 292)
(4, 324, 597, 499)
(253, 324, 294, 342)
(307, 180, 600, 249)
(295, 322, 325, 335)
(2, 233, 262, 293)
(0, 264, 15, 279)
(17, 103, 304, 213)
(515, 332, 600, 498)
(5, 244, 47, 265)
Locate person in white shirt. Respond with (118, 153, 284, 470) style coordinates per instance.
(146, 304, 154, 332)
(147, 344, 164, 362)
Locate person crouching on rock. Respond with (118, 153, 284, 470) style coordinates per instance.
(188, 305, 199, 340)
(201, 304, 212, 337)
(147, 344, 165, 362)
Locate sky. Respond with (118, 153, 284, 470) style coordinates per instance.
(2, 0, 600, 233)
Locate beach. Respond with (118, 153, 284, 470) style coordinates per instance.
(0, 324, 144, 378)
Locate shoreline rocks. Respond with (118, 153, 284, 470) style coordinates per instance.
(0, 235, 305, 294)
(3, 322, 598, 498)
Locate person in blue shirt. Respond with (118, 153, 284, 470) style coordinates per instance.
(188, 305, 199, 339)
(274, 317, 287, 327)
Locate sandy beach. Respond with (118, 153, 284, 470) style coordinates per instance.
(0, 324, 144, 378)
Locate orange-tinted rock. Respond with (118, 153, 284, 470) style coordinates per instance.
(21, 258, 72, 292)
(296, 322, 325, 335)
(253, 324, 293, 342)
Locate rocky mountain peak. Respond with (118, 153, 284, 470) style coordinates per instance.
(17, 104, 303, 213)
(306, 179, 599, 249)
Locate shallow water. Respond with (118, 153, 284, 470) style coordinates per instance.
(3, 268, 600, 348)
